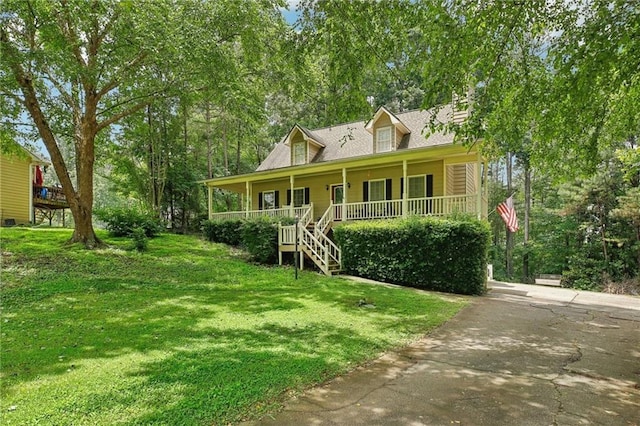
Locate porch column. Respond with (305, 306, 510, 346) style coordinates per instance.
(245, 181, 251, 218)
(207, 185, 213, 220)
(289, 175, 295, 217)
(476, 152, 482, 219)
(402, 160, 408, 217)
(483, 157, 489, 218)
(342, 167, 347, 219)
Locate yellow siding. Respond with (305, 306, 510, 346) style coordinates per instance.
(444, 153, 478, 165)
(0, 154, 31, 225)
(395, 127, 403, 149)
(308, 143, 320, 162)
(466, 163, 477, 194)
(407, 160, 444, 197)
(290, 131, 305, 144)
(252, 179, 289, 209)
(446, 164, 466, 195)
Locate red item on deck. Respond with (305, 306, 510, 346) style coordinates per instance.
(35, 165, 43, 185)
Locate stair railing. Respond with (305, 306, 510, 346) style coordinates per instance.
(315, 203, 334, 236)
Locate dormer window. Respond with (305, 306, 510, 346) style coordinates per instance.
(376, 127, 392, 153)
(293, 141, 306, 165)
(365, 107, 410, 154)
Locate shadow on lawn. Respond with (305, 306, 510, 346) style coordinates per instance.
(1, 275, 399, 388)
(68, 322, 375, 425)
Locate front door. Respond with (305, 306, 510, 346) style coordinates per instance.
(332, 185, 344, 220)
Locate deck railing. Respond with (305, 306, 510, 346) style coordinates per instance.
(211, 204, 312, 221)
(316, 204, 334, 236)
(340, 199, 403, 221)
(331, 194, 479, 222)
(33, 185, 67, 205)
(406, 194, 478, 217)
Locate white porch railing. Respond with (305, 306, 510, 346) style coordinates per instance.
(407, 194, 478, 217)
(279, 225, 296, 245)
(332, 194, 479, 221)
(341, 199, 403, 221)
(211, 204, 312, 221)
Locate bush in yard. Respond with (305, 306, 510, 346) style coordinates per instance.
(240, 216, 295, 264)
(95, 207, 162, 238)
(334, 216, 491, 295)
(201, 219, 243, 246)
(131, 226, 148, 252)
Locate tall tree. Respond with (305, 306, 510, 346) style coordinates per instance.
(1, 1, 176, 246)
(1, 0, 286, 247)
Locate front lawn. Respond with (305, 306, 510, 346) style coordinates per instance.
(0, 228, 467, 425)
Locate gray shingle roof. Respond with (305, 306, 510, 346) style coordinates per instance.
(256, 105, 455, 172)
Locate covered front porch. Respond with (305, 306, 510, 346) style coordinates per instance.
(202, 146, 488, 275)
(205, 148, 487, 220)
(209, 193, 484, 223)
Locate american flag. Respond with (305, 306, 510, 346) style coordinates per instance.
(497, 195, 518, 232)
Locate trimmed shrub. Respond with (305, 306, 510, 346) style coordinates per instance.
(240, 217, 279, 264)
(203, 216, 296, 264)
(334, 216, 491, 295)
(201, 219, 243, 246)
(240, 216, 295, 264)
(131, 227, 148, 252)
(95, 207, 162, 238)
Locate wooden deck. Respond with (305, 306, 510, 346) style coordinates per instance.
(33, 185, 69, 209)
(33, 185, 69, 226)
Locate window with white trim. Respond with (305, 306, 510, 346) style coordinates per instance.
(263, 190, 275, 210)
(293, 142, 306, 165)
(408, 176, 425, 199)
(376, 127, 392, 152)
(369, 179, 385, 201)
(293, 187, 305, 207)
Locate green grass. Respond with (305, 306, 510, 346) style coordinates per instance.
(0, 228, 467, 425)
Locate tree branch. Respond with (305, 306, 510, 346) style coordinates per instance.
(96, 100, 150, 132)
(57, 0, 87, 69)
(41, 67, 76, 111)
(0, 91, 25, 104)
(96, 50, 148, 99)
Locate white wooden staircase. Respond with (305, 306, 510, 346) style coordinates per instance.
(278, 204, 342, 276)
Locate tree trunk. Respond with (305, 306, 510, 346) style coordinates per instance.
(222, 112, 229, 175)
(205, 101, 213, 179)
(505, 152, 514, 279)
(236, 119, 241, 174)
(148, 105, 157, 211)
(7, 49, 101, 247)
(522, 159, 531, 282)
(70, 200, 100, 247)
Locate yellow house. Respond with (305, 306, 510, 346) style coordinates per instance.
(0, 144, 68, 226)
(202, 105, 488, 275)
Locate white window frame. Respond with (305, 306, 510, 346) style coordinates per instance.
(263, 190, 275, 210)
(293, 187, 305, 207)
(369, 179, 386, 202)
(408, 175, 426, 199)
(293, 141, 306, 165)
(376, 126, 393, 153)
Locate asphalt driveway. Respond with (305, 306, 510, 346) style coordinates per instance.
(248, 281, 640, 425)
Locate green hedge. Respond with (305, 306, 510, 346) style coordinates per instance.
(202, 217, 295, 264)
(334, 217, 491, 295)
(95, 207, 163, 238)
(202, 219, 244, 246)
